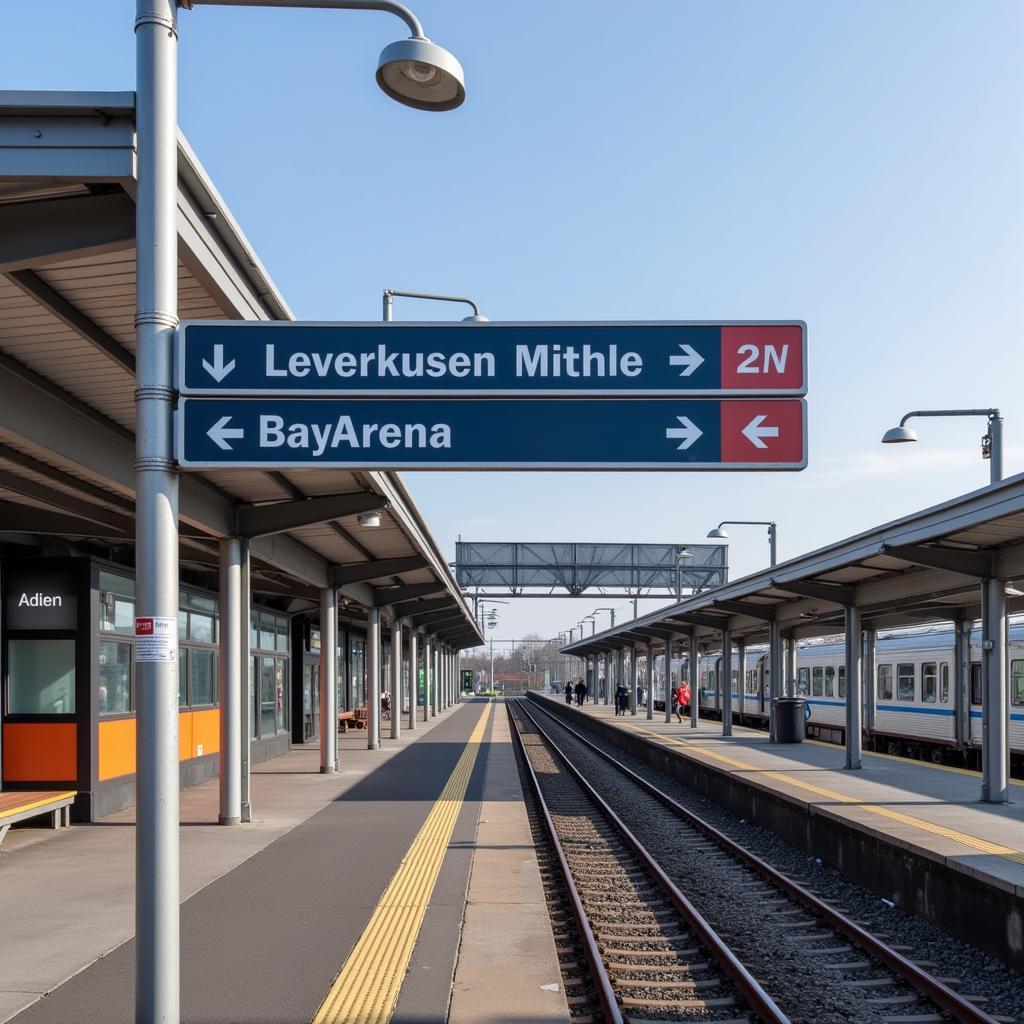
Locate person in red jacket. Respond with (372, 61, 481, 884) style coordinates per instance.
(674, 681, 691, 723)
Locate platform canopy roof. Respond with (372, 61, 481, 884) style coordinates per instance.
(0, 91, 481, 648)
(563, 472, 1024, 657)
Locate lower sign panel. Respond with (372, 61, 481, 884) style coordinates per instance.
(177, 397, 807, 470)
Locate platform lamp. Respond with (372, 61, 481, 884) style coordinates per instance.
(881, 409, 1004, 485)
(674, 546, 695, 598)
(134, 2, 466, 1020)
(383, 289, 488, 322)
(708, 521, 777, 567)
(593, 606, 617, 629)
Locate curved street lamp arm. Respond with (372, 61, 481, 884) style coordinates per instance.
(716, 519, 776, 528)
(384, 289, 482, 316)
(183, 0, 425, 39)
(899, 408, 1000, 427)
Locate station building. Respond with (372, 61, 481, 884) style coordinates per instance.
(0, 91, 481, 821)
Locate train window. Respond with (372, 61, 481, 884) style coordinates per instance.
(878, 664, 893, 701)
(970, 663, 982, 705)
(1012, 661, 1024, 707)
(797, 667, 810, 695)
(812, 666, 824, 696)
(921, 662, 937, 703)
(897, 663, 915, 701)
(838, 666, 846, 699)
(824, 666, 835, 697)
(940, 664, 950, 704)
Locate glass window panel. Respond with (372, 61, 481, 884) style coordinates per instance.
(250, 657, 258, 736)
(276, 619, 289, 653)
(350, 638, 366, 708)
(812, 666, 824, 697)
(190, 649, 216, 706)
(7, 639, 76, 714)
(189, 611, 214, 645)
(275, 659, 287, 732)
(824, 666, 835, 698)
(190, 594, 216, 612)
(897, 663, 915, 701)
(178, 609, 188, 641)
(940, 664, 950, 704)
(179, 653, 188, 708)
(259, 613, 275, 652)
(260, 656, 276, 737)
(838, 665, 846, 699)
(99, 640, 132, 714)
(797, 667, 810, 696)
(878, 664, 893, 701)
(921, 662, 937, 704)
(250, 613, 258, 650)
(970, 663, 982, 705)
(99, 572, 135, 635)
(1012, 661, 1024, 707)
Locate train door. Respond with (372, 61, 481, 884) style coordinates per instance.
(969, 661, 983, 745)
(712, 658, 721, 712)
(756, 655, 768, 715)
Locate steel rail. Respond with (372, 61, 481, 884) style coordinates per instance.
(512, 699, 791, 1024)
(507, 703, 624, 1024)
(525, 693, 1000, 1024)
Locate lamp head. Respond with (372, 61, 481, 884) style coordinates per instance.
(462, 313, 489, 322)
(707, 527, 729, 540)
(376, 37, 465, 111)
(881, 425, 918, 444)
(358, 511, 382, 528)
(676, 547, 695, 562)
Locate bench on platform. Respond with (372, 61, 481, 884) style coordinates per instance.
(338, 710, 355, 732)
(0, 791, 76, 846)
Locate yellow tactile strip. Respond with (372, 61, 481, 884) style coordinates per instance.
(312, 700, 493, 1024)
(617, 721, 1023, 863)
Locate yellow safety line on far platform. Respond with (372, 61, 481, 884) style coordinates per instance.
(617, 721, 1022, 862)
(312, 700, 493, 1024)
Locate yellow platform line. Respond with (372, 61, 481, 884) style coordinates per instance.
(617, 721, 1020, 861)
(312, 700, 493, 1024)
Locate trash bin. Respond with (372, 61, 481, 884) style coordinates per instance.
(774, 697, 806, 743)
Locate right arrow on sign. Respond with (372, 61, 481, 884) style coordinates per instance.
(741, 413, 780, 449)
(665, 415, 703, 450)
(208, 415, 245, 451)
(667, 343, 705, 377)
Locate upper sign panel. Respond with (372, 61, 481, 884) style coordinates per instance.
(178, 321, 806, 397)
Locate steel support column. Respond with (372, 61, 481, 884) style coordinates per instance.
(784, 633, 797, 697)
(391, 618, 402, 741)
(367, 606, 381, 750)
(134, 1, 181, 1017)
(218, 538, 242, 824)
(629, 648, 638, 714)
(407, 628, 418, 731)
(423, 634, 431, 721)
(981, 578, 1009, 803)
(768, 620, 782, 742)
(688, 631, 699, 729)
(319, 588, 338, 772)
(721, 625, 732, 737)
(239, 540, 252, 822)
(844, 605, 862, 770)
(646, 644, 655, 720)
(664, 638, 674, 724)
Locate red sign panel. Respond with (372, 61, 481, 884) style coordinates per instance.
(720, 325, 804, 392)
(720, 399, 805, 465)
(135, 616, 154, 636)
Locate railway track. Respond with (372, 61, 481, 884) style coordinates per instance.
(512, 696, 1008, 1024)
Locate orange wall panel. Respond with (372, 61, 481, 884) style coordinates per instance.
(98, 718, 136, 781)
(178, 712, 193, 763)
(2, 723, 77, 782)
(189, 708, 220, 759)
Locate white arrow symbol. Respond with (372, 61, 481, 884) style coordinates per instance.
(668, 343, 705, 377)
(666, 416, 703, 450)
(202, 344, 236, 383)
(208, 415, 245, 451)
(742, 414, 780, 449)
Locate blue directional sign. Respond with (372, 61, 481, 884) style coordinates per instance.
(176, 397, 807, 470)
(177, 321, 806, 397)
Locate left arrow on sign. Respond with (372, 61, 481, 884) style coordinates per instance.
(202, 344, 236, 383)
(665, 415, 703, 450)
(208, 415, 245, 450)
(742, 413, 780, 449)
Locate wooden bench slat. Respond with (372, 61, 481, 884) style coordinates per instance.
(0, 791, 76, 817)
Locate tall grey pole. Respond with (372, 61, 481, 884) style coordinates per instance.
(407, 627, 418, 731)
(390, 619, 402, 740)
(319, 588, 337, 772)
(721, 626, 732, 737)
(989, 413, 1004, 484)
(135, 1, 181, 1019)
(768, 522, 777, 566)
(844, 605, 862, 769)
(367, 606, 381, 749)
(646, 644, 655, 720)
(239, 540, 252, 822)
(784, 633, 797, 697)
(981, 578, 1009, 802)
(423, 634, 430, 722)
(629, 648, 638, 714)
(664, 639, 673, 723)
(688, 631, 699, 729)
(218, 539, 242, 824)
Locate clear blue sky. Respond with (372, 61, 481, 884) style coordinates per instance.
(3, 1, 1022, 646)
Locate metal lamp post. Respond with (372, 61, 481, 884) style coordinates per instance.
(593, 606, 616, 629)
(708, 521, 777, 567)
(881, 409, 1004, 484)
(674, 546, 694, 598)
(383, 288, 488, 322)
(134, 2, 464, 1020)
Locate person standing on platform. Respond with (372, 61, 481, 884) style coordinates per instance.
(565, 680, 574, 705)
(575, 679, 586, 706)
(675, 680, 691, 723)
(615, 681, 629, 716)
